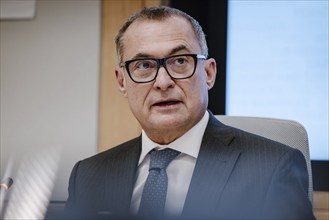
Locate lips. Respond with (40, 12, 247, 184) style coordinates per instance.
(152, 99, 182, 107)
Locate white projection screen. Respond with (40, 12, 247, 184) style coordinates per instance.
(226, 0, 328, 160)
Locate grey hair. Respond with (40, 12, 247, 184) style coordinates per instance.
(114, 6, 208, 65)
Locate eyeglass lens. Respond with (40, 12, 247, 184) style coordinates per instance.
(127, 55, 196, 83)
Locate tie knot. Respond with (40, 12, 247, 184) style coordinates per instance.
(149, 148, 180, 171)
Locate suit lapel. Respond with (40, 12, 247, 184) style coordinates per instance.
(182, 113, 241, 218)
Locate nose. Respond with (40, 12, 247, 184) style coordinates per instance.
(153, 66, 175, 91)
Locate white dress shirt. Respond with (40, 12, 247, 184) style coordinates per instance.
(130, 111, 209, 216)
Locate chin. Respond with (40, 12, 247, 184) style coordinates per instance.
(149, 114, 190, 129)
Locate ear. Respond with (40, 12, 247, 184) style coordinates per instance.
(115, 67, 128, 97)
(204, 58, 217, 90)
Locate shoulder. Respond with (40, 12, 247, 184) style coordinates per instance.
(207, 112, 302, 159)
(75, 136, 141, 169)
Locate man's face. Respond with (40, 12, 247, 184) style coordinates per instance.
(115, 16, 216, 144)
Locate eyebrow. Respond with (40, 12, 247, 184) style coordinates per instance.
(130, 45, 190, 60)
(169, 45, 189, 55)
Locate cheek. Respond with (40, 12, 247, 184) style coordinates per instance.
(126, 84, 149, 109)
(127, 89, 140, 106)
(187, 74, 209, 104)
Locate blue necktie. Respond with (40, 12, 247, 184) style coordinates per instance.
(138, 148, 180, 218)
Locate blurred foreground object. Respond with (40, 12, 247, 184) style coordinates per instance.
(1, 149, 60, 220)
(0, 178, 14, 192)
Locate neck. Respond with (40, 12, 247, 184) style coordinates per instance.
(143, 127, 187, 145)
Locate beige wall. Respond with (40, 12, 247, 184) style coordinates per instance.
(314, 191, 329, 220)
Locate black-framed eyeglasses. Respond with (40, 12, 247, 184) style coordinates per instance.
(120, 54, 207, 83)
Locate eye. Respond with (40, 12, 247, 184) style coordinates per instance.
(134, 60, 156, 71)
(173, 57, 188, 65)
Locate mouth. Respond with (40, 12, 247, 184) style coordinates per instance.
(153, 99, 182, 107)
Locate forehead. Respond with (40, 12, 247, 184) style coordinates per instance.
(122, 16, 200, 59)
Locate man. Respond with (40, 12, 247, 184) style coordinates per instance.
(64, 6, 315, 219)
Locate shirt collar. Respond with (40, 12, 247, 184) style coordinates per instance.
(139, 111, 209, 165)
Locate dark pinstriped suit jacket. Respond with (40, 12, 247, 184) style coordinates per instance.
(64, 112, 315, 219)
